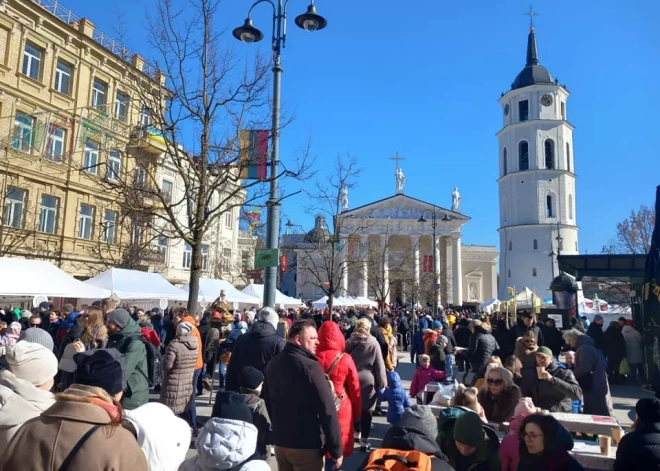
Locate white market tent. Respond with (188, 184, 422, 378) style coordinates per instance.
(180, 278, 260, 304)
(0, 257, 111, 299)
(85, 267, 187, 301)
(479, 298, 501, 313)
(350, 296, 378, 307)
(241, 283, 302, 307)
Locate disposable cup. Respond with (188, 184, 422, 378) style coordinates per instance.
(598, 435, 612, 456)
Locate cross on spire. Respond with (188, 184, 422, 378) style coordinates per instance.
(390, 151, 405, 169)
(524, 5, 538, 30)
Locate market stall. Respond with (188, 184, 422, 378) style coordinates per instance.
(84, 267, 187, 301)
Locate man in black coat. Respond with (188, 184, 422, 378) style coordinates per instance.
(586, 315, 605, 350)
(520, 347, 582, 413)
(225, 307, 286, 392)
(512, 312, 545, 346)
(264, 319, 343, 470)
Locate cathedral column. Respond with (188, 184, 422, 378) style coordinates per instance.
(360, 235, 369, 298)
(412, 235, 420, 292)
(452, 235, 463, 306)
(380, 234, 390, 304)
(340, 235, 348, 297)
(445, 236, 453, 304)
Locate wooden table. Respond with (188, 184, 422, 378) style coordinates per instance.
(550, 412, 624, 437)
(571, 440, 616, 470)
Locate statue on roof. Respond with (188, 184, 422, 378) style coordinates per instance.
(340, 187, 349, 211)
(452, 187, 461, 212)
(395, 167, 405, 194)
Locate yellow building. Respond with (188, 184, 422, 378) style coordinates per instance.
(0, 0, 166, 277)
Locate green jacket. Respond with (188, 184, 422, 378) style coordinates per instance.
(106, 318, 149, 410)
(440, 417, 501, 471)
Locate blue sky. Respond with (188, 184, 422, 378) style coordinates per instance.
(65, 0, 660, 253)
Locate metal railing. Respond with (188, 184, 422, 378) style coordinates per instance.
(30, 0, 158, 78)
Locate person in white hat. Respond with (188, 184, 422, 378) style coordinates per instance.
(0, 341, 58, 447)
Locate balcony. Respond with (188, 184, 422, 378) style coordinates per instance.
(130, 125, 167, 155)
(140, 249, 166, 266)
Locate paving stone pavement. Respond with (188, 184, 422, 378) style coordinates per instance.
(169, 351, 652, 470)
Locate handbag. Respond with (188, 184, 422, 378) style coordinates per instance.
(619, 357, 631, 376)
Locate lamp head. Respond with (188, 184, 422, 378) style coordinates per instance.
(232, 18, 264, 43)
(442, 214, 451, 221)
(295, 3, 328, 32)
(418, 215, 427, 223)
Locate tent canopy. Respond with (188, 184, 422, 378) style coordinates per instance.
(85, 268, 187, 301)
(0, 257, 111, 299)
(241, 284, 302, 307)
(180, 278, 259, 304)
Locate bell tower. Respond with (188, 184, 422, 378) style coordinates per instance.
(497, 23, 579, 298)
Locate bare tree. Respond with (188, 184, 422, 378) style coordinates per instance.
(298, 154, 365, 310)
(92, 0, 311, 312)
(602, 205, 655, 255)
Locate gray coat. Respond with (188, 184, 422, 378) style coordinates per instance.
(345, 332, 387, 412)
(622, 325, 644, 365)
(160, 333, 198, 415)
(573, 334, 613, 416)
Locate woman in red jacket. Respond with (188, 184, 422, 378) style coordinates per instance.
(317, 320, 361, 471)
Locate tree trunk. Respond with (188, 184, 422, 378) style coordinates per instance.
(187, 240, 203, 314)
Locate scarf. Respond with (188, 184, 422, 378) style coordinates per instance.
(518, 450, 571, 471)
(58, 384, 120, 420)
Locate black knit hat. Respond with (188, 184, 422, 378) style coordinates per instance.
(74, 348, 127, 395)
(636, 397, 660, 422)
(239, 366, 264, 390)
(212, 391, 253, 424)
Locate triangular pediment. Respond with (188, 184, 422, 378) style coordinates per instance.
(340, 194, 469, 221)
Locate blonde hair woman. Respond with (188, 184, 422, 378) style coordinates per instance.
(345, 316, 386, 452)
(80, 306, 108, 350)
(478, 366, 521, 423)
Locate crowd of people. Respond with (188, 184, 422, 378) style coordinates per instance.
(0, 299, 658, 471)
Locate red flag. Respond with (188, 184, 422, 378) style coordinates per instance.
(280, 255, 288, 272)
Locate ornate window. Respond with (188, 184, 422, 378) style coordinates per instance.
(545, 139, 555, 169)
(519, 141, 529, 171)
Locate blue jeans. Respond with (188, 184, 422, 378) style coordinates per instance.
(325, 458, 336, 471)
(188, 368, 202, 428)
(445, 354, 455, 378)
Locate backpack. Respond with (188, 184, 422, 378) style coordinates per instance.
(325, 353, 345, 410)
(364, 449, 432, 471)
(388, 333, 399, 369)
(136, 335, 163, 387)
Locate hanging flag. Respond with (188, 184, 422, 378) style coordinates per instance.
(280, 255, 288, 272)
(643, 185, 660, 338)
(246, 210, 261, 231)
(507, 286, 516, 297)
(239, 129, 269, 180)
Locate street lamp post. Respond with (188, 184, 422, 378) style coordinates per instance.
(233, 1, 327, 307)
(418, 209, 451, 315)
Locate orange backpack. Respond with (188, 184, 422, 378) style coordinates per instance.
(363, 449, 432, 471)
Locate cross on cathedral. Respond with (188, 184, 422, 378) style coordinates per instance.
(390, 151, 405, 169)
(524, 6, 539, 29)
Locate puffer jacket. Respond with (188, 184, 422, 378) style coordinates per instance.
(621, 325, 644, 365)
(160, 332, 199, 414)
(467, 325, 499, 376)
(316, 321, 361, 459)
(520, 361, 582, 413)
(410, 318, 429, 363)
(381, 370, 411, 424)
(0, 370, 56, 449)
(614, 419, 660, 471)
(106, 317, 149, 410)
(177, 418, 270, 471)
(225, 321, 285, 392)
(573, 334, 613, 416)
(410, 365, 446, 398)
(345, 331, 387, 413)
(441, 416, 501, 471)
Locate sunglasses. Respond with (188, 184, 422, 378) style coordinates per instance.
(30, 322, 41, 327)
(487, 378, 503, 385)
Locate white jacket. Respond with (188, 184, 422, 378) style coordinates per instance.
(124, 402, 190, 471)
(622, 325, 644, 365)
(178, 418, 270, 471)
(0, 369, 55, 448)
